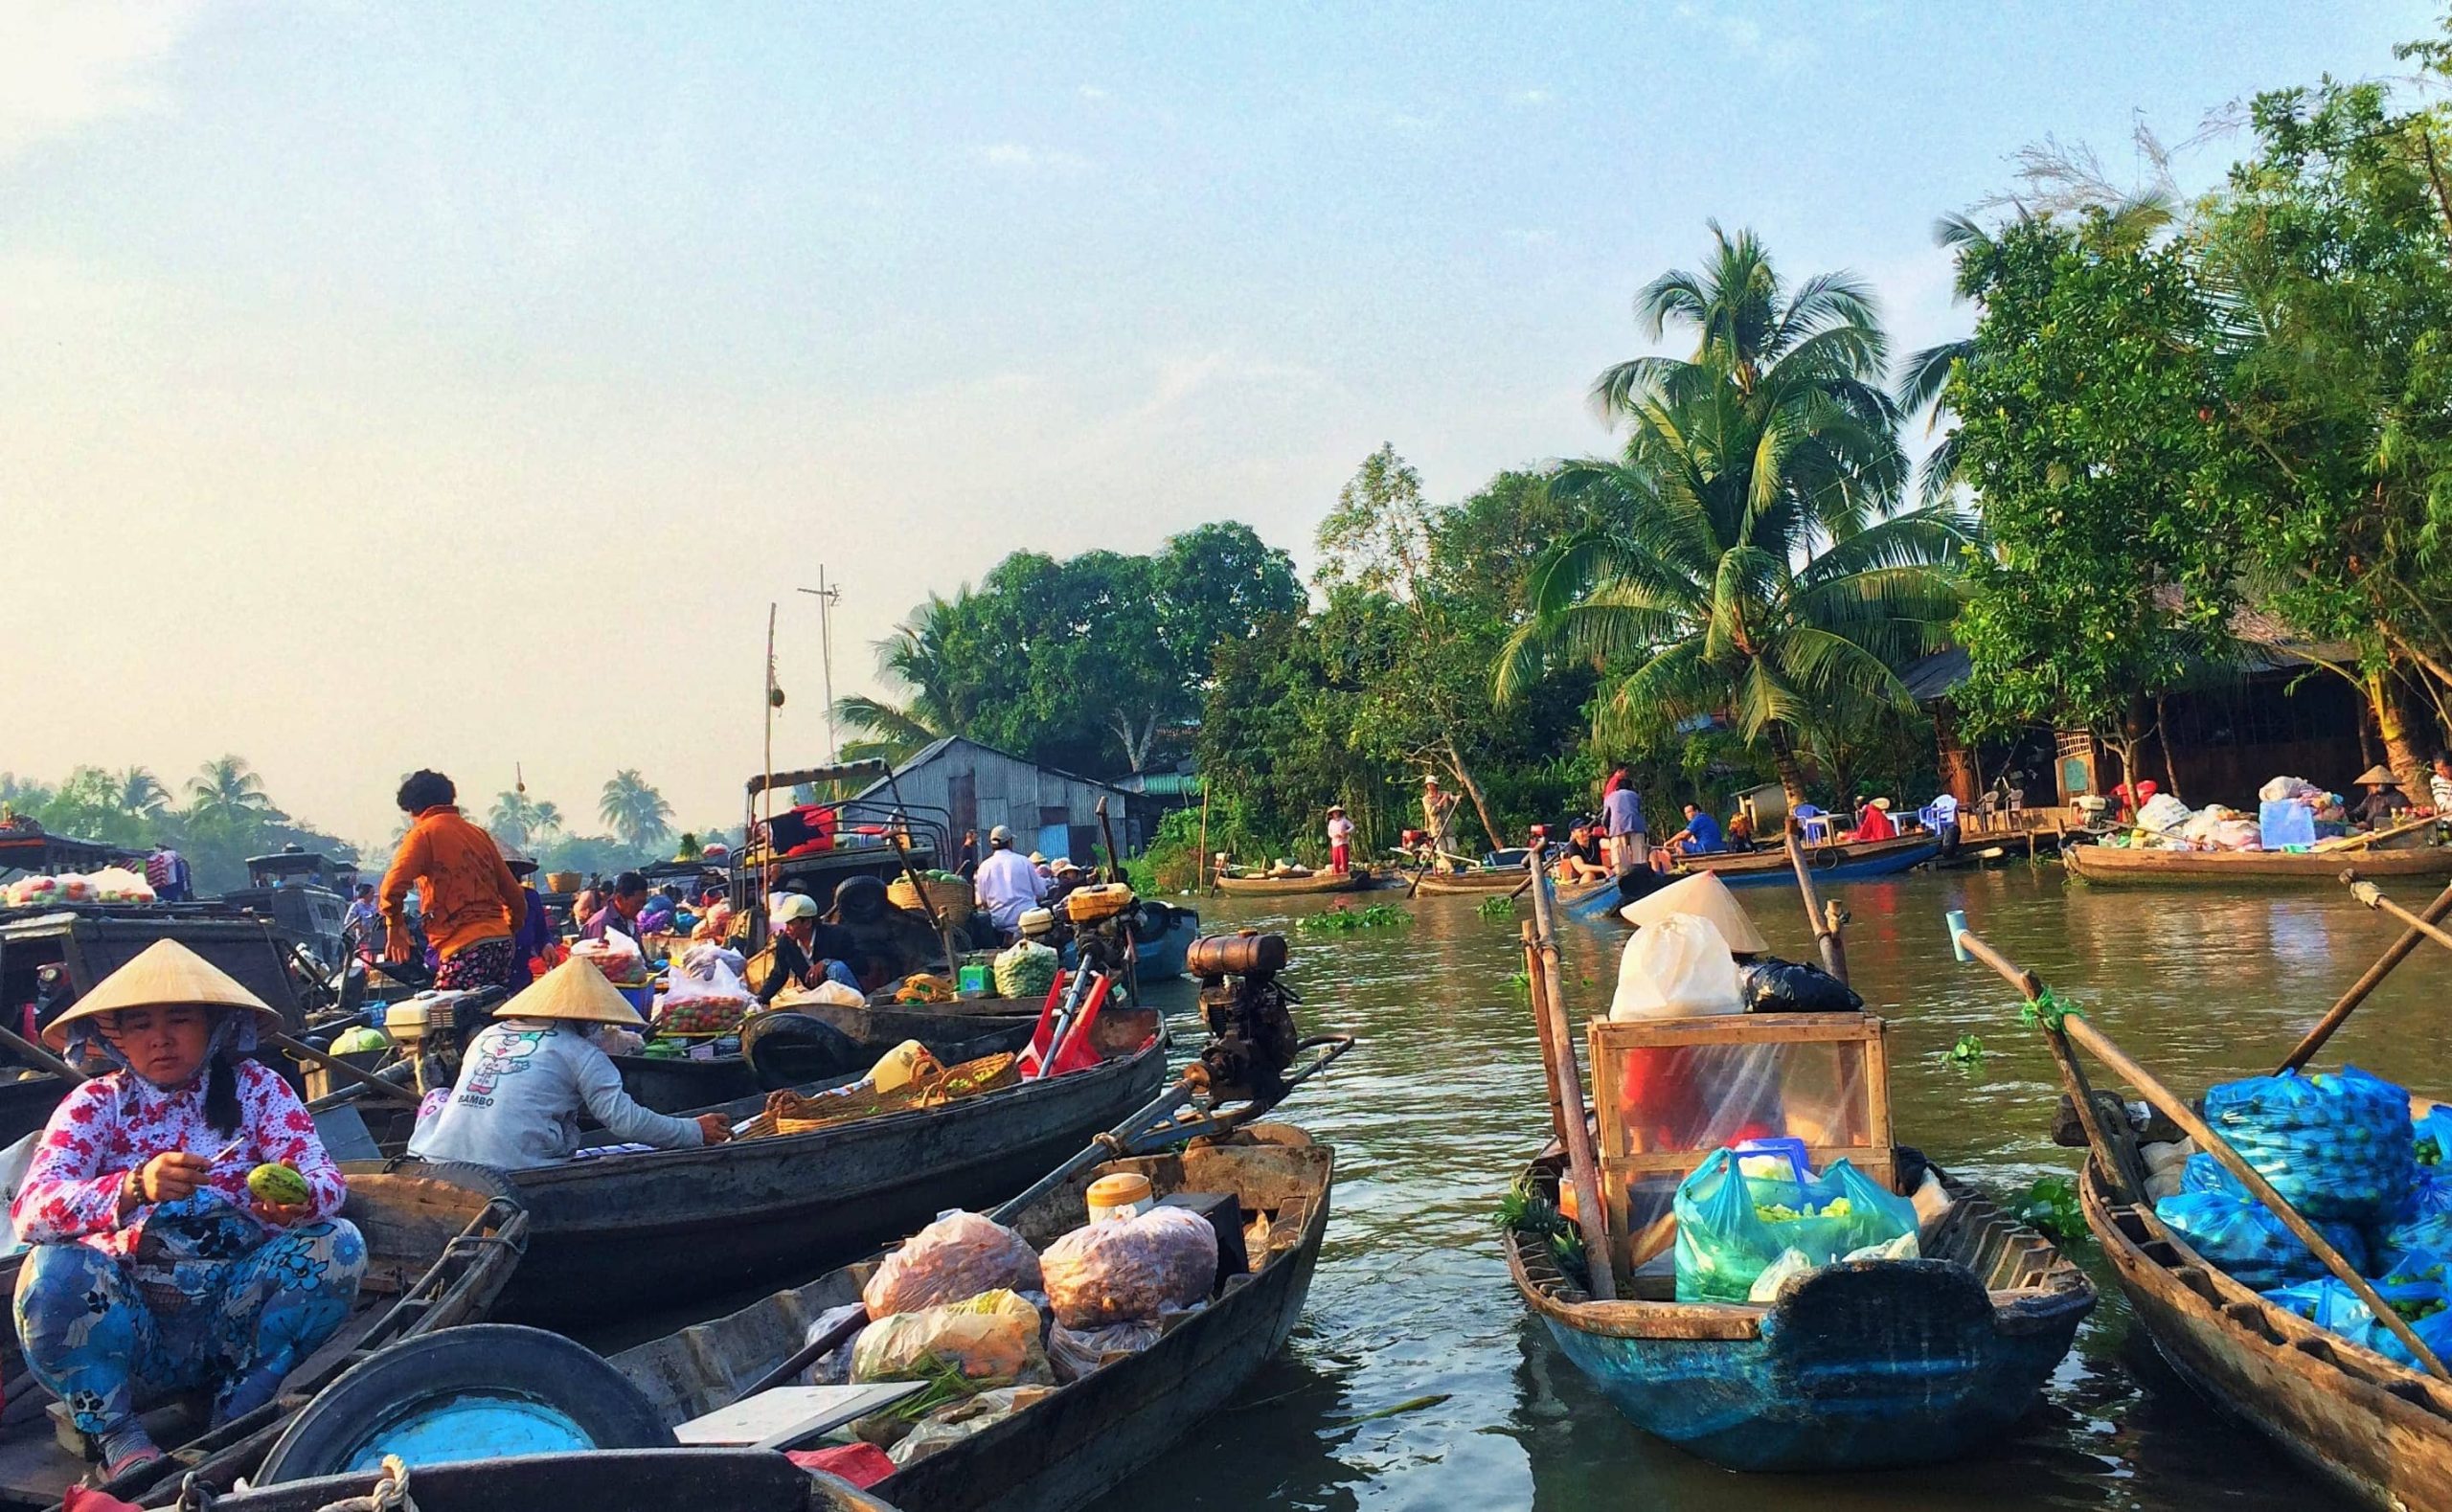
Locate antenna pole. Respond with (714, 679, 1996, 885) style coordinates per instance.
(798, 572, 843, 768)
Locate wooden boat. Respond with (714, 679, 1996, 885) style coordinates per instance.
(1125, 898, 1200, 981)
(0, 1175, 528, 1510)
(1669, 833, 1941, 887)
(367, 1016, 1172, 1326)
(605, 1126, 1333, 1512)
(611, 1048, 764, 1112)
(0, 1072, 67, 1146)
(1210, 870, 1366, 896)
(192, 1450, 897, 1512)
(1413, 869, 1527, 895)
(2064, 831, 2452, 886)
(2082, 1142, 2452, 1509)
(1507, 1148, 2093, 1471)
(749, 1002, 1038, 1078)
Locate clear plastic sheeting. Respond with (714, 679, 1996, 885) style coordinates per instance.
(1600, 1040, 1873, 1157)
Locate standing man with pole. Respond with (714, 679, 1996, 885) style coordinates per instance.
(1420, 775, 1461, 873)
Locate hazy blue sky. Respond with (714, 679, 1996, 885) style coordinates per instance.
(2, 2, 2430, 847)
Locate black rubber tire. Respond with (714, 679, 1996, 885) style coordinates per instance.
(738, 1010, 865, 1091)
(257, 1324, 675, 1483)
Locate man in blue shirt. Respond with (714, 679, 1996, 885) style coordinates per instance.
(1667, 802, 1724, 858)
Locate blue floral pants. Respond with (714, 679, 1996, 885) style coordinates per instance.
(12, 1206, 366, 1438)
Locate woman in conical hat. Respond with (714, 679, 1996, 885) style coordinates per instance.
(407, 959, 732, 1172)
(11, 940, 366, 1477)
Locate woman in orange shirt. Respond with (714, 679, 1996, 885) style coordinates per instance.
(379, 770, 528, 991)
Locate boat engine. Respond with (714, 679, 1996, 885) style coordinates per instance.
(1187, 931, 1304, 1113)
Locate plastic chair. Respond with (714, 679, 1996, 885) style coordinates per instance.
(1798, 814, 1836, 845)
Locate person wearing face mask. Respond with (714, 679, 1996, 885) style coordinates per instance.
(11, 942, 364, 1478)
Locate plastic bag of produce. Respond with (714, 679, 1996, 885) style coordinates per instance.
(655, 956, 752, 1036)
(1040, 1206, 1218, 1328)
(2376, 1213, 2452, 1276)
(2137, 793, 2194, 833)
(572, 931, 647, 985)
(798, 1302, 870, 1386)
(2154, 1189, 2368, 1291)
(2264, 1275, 2452, 1365)
(1610, 914, 1744, 1021)
(2180, 1152, 2243, 1196)
(2202, 1066, 2416, 1224)
(851, 1289, 1050, 1388)
(1737, 958, 1863, 1014)
(863, 1210, 1044, 1318)
(1671, 1148, 1918, 1304)
(2417, 1108, 2452, 1167)
(993, 940, 1060, 1001)
(1047, 1318, 1166, 1383)
(886, 1385, 1056, 1468)
(85, 867, 155, 904)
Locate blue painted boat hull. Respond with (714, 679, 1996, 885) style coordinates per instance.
(1560, 838, 1941, 921)
(1133, 903, 1199, 982)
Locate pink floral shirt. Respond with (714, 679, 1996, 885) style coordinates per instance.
(11, 1060, 348, 1257)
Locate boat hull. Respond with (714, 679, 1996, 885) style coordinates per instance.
(1673, 835, 1941, 888)
(1509, 1154, 2091, 1472)
(1414, 870, 1527, 895)
(2082, 1162, 2452, 1510)
(2064, 840, 2452, 886)
(1211, 871, 1366, 896)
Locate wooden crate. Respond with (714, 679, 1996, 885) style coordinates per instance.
(1586, 1012, 1894, 1268)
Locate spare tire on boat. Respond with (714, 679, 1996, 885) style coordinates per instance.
(738, 1009, 868, 1092)
(256, 1324, 675, 1484)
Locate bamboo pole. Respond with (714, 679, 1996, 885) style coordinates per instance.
(1952, 922, 2452, 1384)
(1524, 852, 1616, 1300)
(1784, 826, 1849, 984)
(2280, 874, 2452, 1072)
(2345, 877, 2452, 956)
(0, 1023, 85, 1085)
(1194, 782, 1212, 895)
(1520, 921, 1568, 1146)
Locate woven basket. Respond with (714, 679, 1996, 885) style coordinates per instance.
(742, 1051, 1020, 1139)
(545, 871, 583, 895)
(888, 877, 975, 926)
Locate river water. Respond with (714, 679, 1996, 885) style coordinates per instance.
(1090, 866, 2446, 1512)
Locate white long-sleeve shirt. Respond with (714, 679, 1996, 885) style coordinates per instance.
(973, 847, 1048, 932)
(409, 1019, 704, 1170)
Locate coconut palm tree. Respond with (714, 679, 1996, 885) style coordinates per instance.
(834, 597, 961, 765)
(598, 771, 673, 851)
(1496, 230, 1968, 806)
(186, 756, 277, 827)
(488, 791, 540, 846)
(115, 767, 170, 824)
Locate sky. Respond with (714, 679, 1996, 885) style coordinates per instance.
(2, 0, 2434, 851)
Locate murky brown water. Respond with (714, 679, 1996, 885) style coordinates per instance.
(1091, 865, 2447, 1512)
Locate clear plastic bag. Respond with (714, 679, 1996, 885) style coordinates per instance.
(1047, 1318, 1166, 1383)
(1672, 1148, 1918, 1304)
(1611, 914, 1745, 1020)
(851, 1289, 1050, 1388)
(1040, 1207, 1218, 1328)
(862, 1210, 1043, 1319)
(886, 1386, 1056, 1467)
(798, 1302, 869, 1386)
(656, 955, 752, 1035)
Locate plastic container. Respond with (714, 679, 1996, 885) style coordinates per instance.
(1087, 1172, 1155, 1224)
(957, 962, 991, 996)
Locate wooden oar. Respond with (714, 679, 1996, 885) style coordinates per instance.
(2281, 874, 2452, 1072)
(271, 1032, 423, 1107)
(0, 1022, 85, 1085)
(2345, 875, 2452, 956)
(1951, 920, 2452, 1383)
(1523, 850, 1616, 1300)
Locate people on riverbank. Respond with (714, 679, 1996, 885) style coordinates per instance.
(379, 770, 527, 990)
(11, 942, 363, 1478)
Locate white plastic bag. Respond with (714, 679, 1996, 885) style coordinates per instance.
(2136, 794, 2194, 833)
(1610, 914, 1744, 1020)
(2259, 775, 2317, 804)
(572, 930, 647, 984)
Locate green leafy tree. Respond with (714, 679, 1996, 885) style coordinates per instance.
(487, 790, 565, 848)
(599, 770, 673, 850)
(836, 596, 962, 765)
(186, 756, 278, 828)
(1498, 230, 1963, 806)
(1943, 210, 2231, 789)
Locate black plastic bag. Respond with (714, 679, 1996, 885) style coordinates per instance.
(1739, 956, 1863, 1014)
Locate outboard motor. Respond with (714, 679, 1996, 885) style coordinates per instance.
(383, 986, 505, 1095)
(1187, 931, 1304, 1114)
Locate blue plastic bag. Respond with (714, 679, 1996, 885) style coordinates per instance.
(2155, 1189, 2368, 1292)
(1672, 1149, 1919, 1305)
(2416, 1107, 2452, 1167)
(2180, 1152, 2242, 1196)
(2202, 1066, 2417, 1224)
(2262, 1275, 2446, 1357)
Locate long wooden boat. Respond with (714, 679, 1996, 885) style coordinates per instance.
(606, 1127, 1333, 1512)
(2064, 833, 2452, 886)
(0, 1175, 528, 1510)
(1414, 869, 1527, 895)
(1210, 870, 1366, 896)
(1669, 833, 1941, 888)
(367, 1019, 1172, 1326)
(1507, 1149, 2093, 1471)
(2082, 1144, 2452, 1509)
(769, 1000, 1039, 1062)
(194, 1450, 897, 1512)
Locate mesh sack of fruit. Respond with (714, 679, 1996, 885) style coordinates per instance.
(1039, 1205, 1218, 1328)
(2154, 1188, 2368, 1291)
(2203, 1066, 2416, 1224)
(1669, 1148, 1918, 1305)
(993, 940, 1059, 1001)
(2263, 1274, 2452, 1365)
(863, 1210, 1044, 1319)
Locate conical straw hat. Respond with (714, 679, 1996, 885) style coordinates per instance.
(493, 958, 647, 1027)
(1618, 870, 1771, 955)
(2355, 764, 2398, 787)
(46, 938, 282, 1049)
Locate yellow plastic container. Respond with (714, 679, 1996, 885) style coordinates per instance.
(1087, 1171, 1155, 1224)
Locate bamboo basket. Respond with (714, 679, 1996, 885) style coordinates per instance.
(888, 876, 975, 925)
(545, 871, 583, 894)
(738, 1051, 1020, 1139)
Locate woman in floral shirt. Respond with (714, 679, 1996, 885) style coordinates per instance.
(11, 940, 364, 1478)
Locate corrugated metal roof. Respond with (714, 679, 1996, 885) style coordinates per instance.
(851, 735, 1135, 804)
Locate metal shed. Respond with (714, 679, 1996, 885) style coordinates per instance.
(853, 737, 1138, 864)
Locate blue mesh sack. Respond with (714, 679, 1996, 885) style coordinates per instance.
(2202, 1066, 2416, 1224)
(2414, 1106, 2452, 1168)
(2156, 1189, 2368, 1291)
(2375, 1215, 2452, 1278)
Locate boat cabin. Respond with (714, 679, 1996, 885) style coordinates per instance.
(221, 846, 355, 974)
(0, 828, 146, 885)
(0, 909, 307, 1054)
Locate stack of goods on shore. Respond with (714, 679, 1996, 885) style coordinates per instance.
(796, 1184, 1232, 1478)
(2148, 1066, 2452, 1364)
